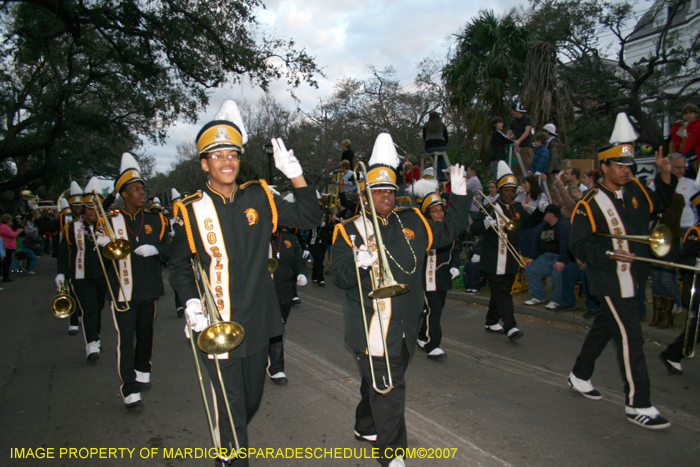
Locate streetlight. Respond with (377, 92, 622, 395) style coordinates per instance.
(264, 142, 274, 185)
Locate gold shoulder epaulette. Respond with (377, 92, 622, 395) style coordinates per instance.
(180, 192, 203, 206)
(394, 206, 413, 212)
(582, 188, 598, 202)
(341, 214, 360, 226)
(240, 180, 261, 189)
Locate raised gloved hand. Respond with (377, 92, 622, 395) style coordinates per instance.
(184, 298, 208, 338)
(355, 245, 378, 269)
(302, 250, 310, 259)
(95, 231, 110, 247)
(134, 244, 159, 257)
(450, 164, 467, 195)
(169, 230, 175, 237)
(484, 216, 496, 229)
(271, 138, 303, 179)
(450, 268, 460, 280)
(55, 273, 65, 288)
(297, 274, 308, 286)
(538, 196, 549, 212)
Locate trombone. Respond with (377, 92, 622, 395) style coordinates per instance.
(598, 225, 672, 258)
(189, 255, 245, 460)
(89, 225, 131, 312)
(348, 162, 410, 395)
(475, 193, 527, 269)
(91, 190, 131, 261)
(50, 280, 76, 319)
(683, 260, 700, 358)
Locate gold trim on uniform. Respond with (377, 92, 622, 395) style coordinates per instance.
(402, 228, 415, 240)
(244, 208, 258, 225)
(598, 144, 633, 162)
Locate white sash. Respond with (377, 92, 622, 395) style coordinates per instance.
(425, 250, 437, 292)
(192, 193, 231, 359)
(492, 204, 509, 275)
(593, 191, 634, 297)
(353, 217, 391, 357)
(73, 221, 85, 280)
(111, 214, 134, 302)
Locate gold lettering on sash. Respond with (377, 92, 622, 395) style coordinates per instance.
(216, 272, 221, 283)
(210, 246, 222, 257)
(215, 286, 223, 298)
(215, 257, 223, 269)
(207, 232, 216, 244)
(204, 219, 213, 230)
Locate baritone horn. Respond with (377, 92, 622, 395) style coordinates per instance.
(50, 281, 76, 318)
(189, 255, 245, 459)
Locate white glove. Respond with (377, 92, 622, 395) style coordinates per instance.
(450, 268, 460, 280)
(302, 250, 310, 259)
(95, 232, 110, 247)
(484, 216, 496, 229)
(169, 230, 175, 237)
(471, 254, 480, 263)
(55, 273, 65, 288)
(297, 274, 308, 286)
(271, 138, 303, 179)
(184, 299, 208, 337)
(538, 197, 549, 212)
(134, 244, 159, 257)
(450, 164, 467, 195)
(355, 245, 378, 269)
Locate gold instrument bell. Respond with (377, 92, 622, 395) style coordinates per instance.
(268, 258, 279, 274)
(51, 282, 76, 318)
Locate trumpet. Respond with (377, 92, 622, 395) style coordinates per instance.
(50, 281, 76, 319)
(91, 190, 131, 261)
(476, 194, 527, 269)
(189, 255, 245, 459)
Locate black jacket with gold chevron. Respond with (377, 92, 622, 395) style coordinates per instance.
(331, 193, 470, 358)
(168, 181, 321, 358)
(569, 176, 676, 298)
(57, 219, 104, 281)
(679, 222, 700, 284)
(105, 209, 171, 303)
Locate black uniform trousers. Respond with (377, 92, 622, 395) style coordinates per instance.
(69, 284, 83, 328)
(72, 279, 106, 344)
(354, 340, 410, 467)
(662, 316, 699, 362)
(202, 345, 268, 467)
(418, 290, 447, 352)
(572, 296, 652, 408)
(268, 302, 293, 376)
(112, 300, 156, 398)
(484, 273, 517, 331)
(310, 243, 326, 282)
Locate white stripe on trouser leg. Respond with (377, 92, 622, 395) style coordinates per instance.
(605, 297, 635, 405)
(70, 281, 89, 346)
(110, 302, 125, 399)
(423, 292, 432, 345)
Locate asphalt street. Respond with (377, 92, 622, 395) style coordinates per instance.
(1, 258, 699, 467)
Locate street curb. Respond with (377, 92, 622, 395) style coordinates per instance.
(447, 290, 680, 344)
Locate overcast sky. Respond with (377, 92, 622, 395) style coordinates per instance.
(142, 0, 654, 175)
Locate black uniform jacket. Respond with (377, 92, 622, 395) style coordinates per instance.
(331, 193, 470, 358)
(470, 199, 531, 275)
(57, 219, 104, 281)
(678, 222, 700, 303)
(272, 229, 306, 305)
(105, 209, 171, 303)
(569, 176, 676, 298)
(425, 239, 462, 292)
(168, 181, 321, 358)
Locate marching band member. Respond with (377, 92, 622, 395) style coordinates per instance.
(105, 152, 171, 411)
(63, 181, 84, 335)
(56, 177, 107, 362)
(170, 188, 186, 317)
(416, 191, 461, 360)
(331, 133, 470, 467)
(148, 197, 163, 213)
(567, 113, 675, 429)
(470, 161, 535, 341)
(267, 226, 308, 384)
(168, 100, 320, 466)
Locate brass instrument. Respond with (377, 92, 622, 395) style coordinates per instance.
(268, 258, 279, 274)
(56, 189, 70, 212)
(189, 255, 245, 459)
(329, 170, 343, 215)
(598, 225, 672, 258)
(475, 192, 527, 269)
(50, 281, 76, 319)
(21, 189, 39, 206)
(91, 190, 132, 261)
(88, 224, 131, 312)
(683, 261, 700, 358)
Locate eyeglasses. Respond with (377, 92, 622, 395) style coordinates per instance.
(208, 153, 240, 161)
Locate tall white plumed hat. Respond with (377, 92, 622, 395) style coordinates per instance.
(496, 161, 518, 190)
(115, 152, 144, 193)
(171, 188, 182, 202)
(360, 133, 400, 191)
(196, 99, 248, 157)
(68, 181, 83, 205)
(598, 112, 637, 166)
(59, 197, 70, 212)
(83, 177, 102, 207)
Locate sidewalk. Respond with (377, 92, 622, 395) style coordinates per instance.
(448, 284, 684, 345)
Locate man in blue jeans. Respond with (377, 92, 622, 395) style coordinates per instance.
(523, 204, 572, 309)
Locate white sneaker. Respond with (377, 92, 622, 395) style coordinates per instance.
(427, 348, 447, 359)
(388, 457, 405, 467)
(567, 372, 602, 400)
(484, 323, 504, 333)
(524, 298, 546, 306)
(545, 301, 559, 310)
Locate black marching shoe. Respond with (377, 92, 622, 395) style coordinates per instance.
(269, 372, 288, 385)
(507, 327, 524, 341)
(176, 307, 185, 318)
(292, 296, 301, 306)
(125, 399, 144, 412)
(87, 353, 100, 364)
(354, 430, 377, 443)
(136, 382, 152, 392)
(658, 352, 683, 375)
(625, 407, 671, 430)
(484, 323, 504, 333)
(567, 372, 602, 400)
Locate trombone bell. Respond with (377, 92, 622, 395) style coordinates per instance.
(197, 321, 245, 355)
(369, 283, 410, 300)
(102, 239, 132, 261)
(267, 258, 279, 274)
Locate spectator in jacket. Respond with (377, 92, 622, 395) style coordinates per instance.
(529, 133, 551, 175)
(0, 214, 23, 282)
(489, 117, 514, 177)
(543, 124, 563, 176)
(507, 103, 534, 176)
(523, 204, 572, 310)
(670, 104, 699, 170)
(423, 111, 449, 181)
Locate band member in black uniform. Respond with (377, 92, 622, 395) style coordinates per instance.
(416, 192, 461, 360)
(567, 113, 675, 429)
(168, 100, 321, 466)
(309, 206, 333, 286)
(63, 181, 84, 335)
(471, 161, 538, 341)
(267, 226, 308, 384)
(332, 133, 471, 467)
(170, 188, 186, 317)
(104, 152, 171, 411)
(56, 178, 107, 362)
(659, 191, 700, 375)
